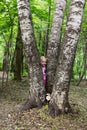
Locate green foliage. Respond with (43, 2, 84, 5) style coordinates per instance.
(72, 2, 87, 81)
(30, 0, 55, 55)
(22, 69, 28, 77)
(0, 0, 87, 81)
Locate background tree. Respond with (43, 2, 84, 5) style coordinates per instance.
(13, 21, 23, 81)
(0, 0, 18, 82)
(72, 2, 87, 83)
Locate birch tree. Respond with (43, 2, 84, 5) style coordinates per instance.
(47, 0, 66, 93)
(48, 0, 86, 117)
(17, 0, 86, 117)
(17, 0, 46, 110)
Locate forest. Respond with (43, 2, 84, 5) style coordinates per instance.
(0, 0, 87, 129)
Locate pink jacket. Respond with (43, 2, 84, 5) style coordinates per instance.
(41, 66, 47, 85)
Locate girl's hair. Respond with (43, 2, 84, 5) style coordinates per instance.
(40, 56, 47, 62)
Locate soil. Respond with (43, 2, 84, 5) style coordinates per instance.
(0, 77, 87, 130)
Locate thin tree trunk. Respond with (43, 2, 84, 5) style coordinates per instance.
(47, 0, 66, 93)
(2, 53, 8, 87)
(17, 0, 46, 111)
(76, 41, 87, 86)
(14, 21, 23, 81)
(44, 0, 51, 55)
(48, 0, 86, 117)
(2, 22, 14, 87)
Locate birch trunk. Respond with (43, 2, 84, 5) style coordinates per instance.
(47, 0, 66, 93)
(17, 0, 46, 110)
(48, 0, 86, 117)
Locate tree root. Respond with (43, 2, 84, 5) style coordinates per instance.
(20, 96, 45, 112)
(48, 102, 72, 118)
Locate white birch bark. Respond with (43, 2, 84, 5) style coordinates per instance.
(48, 0, 86, 117)
(47, 0, 66, 93)
(17, 0, 45, 110)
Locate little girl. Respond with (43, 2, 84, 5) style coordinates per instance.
(40, 56, 51, 101)
(40, 56, 47, 86)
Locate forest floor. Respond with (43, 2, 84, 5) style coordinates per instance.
(0, 77, 87, 130)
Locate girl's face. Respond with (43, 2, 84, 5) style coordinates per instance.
(41, 60, 46, 66)
(40, 56, 47, 66)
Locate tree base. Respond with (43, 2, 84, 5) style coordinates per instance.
(48, 102, 72, 118)
(20, 96, 46, 112)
